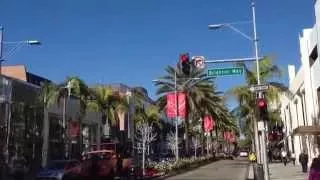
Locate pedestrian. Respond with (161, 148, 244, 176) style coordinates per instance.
(309, 157, 320, 180)
(299, 150, 309, 173)
(291, 151, 296, 166)
(281, 149, 287, 166)
(268, 149, 273, 163)
(248, 152, 257, 163)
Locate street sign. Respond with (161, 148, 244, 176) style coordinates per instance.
(258, 121, 265, 131)
(192, 56, 206, 69)
(249, 84, 269, 92)
(207, 67, 244, 77)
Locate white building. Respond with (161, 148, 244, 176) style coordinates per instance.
(280, 0, 320, 164)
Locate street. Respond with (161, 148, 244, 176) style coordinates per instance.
(165, 158, 248, 180)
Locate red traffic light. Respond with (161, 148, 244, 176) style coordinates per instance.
(257, 98, 267, 108)
(180, 54, 189, 63)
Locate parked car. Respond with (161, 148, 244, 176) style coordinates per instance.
(35, 160, 80, 180)
(65, 150, 134, 179)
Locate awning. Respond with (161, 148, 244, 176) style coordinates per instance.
(293, 126, 320, 135)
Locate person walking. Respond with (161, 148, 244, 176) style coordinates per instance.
(309, 157, 320, 180)
(291, 151, 296, 166)
(268, 149, 273, 163)
(281, 149, 287, 166)
(299, 150, 309, 173)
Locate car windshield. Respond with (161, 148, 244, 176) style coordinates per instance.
(87, 152, 112, 160)
(47, 161, 77, 169)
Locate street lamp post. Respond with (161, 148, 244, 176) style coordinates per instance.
(208, 1, 269, 179)
(153, 75, 199, 162)
(174, 69, 178, 161)
(0, 27, 41, 75)
(63, 81, 72, 159)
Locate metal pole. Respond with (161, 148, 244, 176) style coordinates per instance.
(252, 1, 269, 179)
(63, 95, 68, 159)
(205, 57, 262, 64)
(251, 0, 261, 164)
(175, 69, 179, 161)
(0, 27, 3, 75)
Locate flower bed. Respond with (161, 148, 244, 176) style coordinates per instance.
(149, 155, 217, 178)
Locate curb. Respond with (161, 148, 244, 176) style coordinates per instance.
(245, 163, 249, 180)
(246, 163, 254, 180)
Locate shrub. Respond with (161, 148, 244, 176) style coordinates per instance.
(151, 155, 215, 174)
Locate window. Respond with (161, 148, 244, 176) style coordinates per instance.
(309, 46, 318, 67)
(301, 92, 307, 126)
(295, 100, 299, 127)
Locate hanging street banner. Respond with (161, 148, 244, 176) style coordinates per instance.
(166, 92, 187, 119)
(207, 67, 244, 77)
(204, 115, 214, 132)
(224, 131, 236, 143)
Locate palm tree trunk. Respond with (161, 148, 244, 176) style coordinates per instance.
(142, 140, 146, 177)
(97, 120, 101, 150)
(41, 108, 49, 167)
(201, 133, 204, 156)
(253, 116, 260, 162)
(250, 117, 255, 152)
(184, 120, 190, 157)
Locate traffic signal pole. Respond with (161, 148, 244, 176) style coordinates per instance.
(206, 1, 269, 179)
(252, 1, 269, 179)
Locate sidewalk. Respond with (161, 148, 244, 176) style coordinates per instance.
(269, 163, 307, 180)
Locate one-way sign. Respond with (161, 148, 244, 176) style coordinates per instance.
(249, 84, 269, 92)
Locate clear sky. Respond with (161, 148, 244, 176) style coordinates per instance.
(0, 0, 316, 104)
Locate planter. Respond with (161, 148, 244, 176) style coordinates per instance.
(151, 156, 220, 179)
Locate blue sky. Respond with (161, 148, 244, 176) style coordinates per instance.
(0, 0, 315, 105)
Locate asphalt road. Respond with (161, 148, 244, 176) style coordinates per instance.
(165, 158, 249, 180)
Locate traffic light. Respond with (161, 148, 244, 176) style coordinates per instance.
(257, 98, 268, 121)
(180, 53, 190, 75)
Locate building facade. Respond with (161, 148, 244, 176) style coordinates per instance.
(280, 0, 320, 164)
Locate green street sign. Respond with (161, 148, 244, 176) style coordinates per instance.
(207, 67, 244, 77)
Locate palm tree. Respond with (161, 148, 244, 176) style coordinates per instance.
(87, 85, 130, 146)
(39, 82, 58, 167)
(57, 76, 91, 156)
(155, 64, 225, 156)
(229, 57, 287, 151)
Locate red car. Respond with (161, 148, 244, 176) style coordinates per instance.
(65, 150, 134, 179)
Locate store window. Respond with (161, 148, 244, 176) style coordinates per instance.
(49, 113, 64, 160)
(310, 46, 318, 67)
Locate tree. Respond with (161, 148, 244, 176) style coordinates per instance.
(191, 135, 200, 158)
(166, 131, 180, 158)
(229, 57, 288, 151)
(155, 64, 224, 156)
(87, 85, 129, 147)
(135, 122, 157, 176)
(39, 82, 58, 167)
(57, 76, 91, 156)
(134, 105, 160, 155)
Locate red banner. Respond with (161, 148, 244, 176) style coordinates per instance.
(224, 131, 236, 143)
(166, 92, 187, 119)
(204, 115, 214, 132)
(69, 121, 80, 138)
